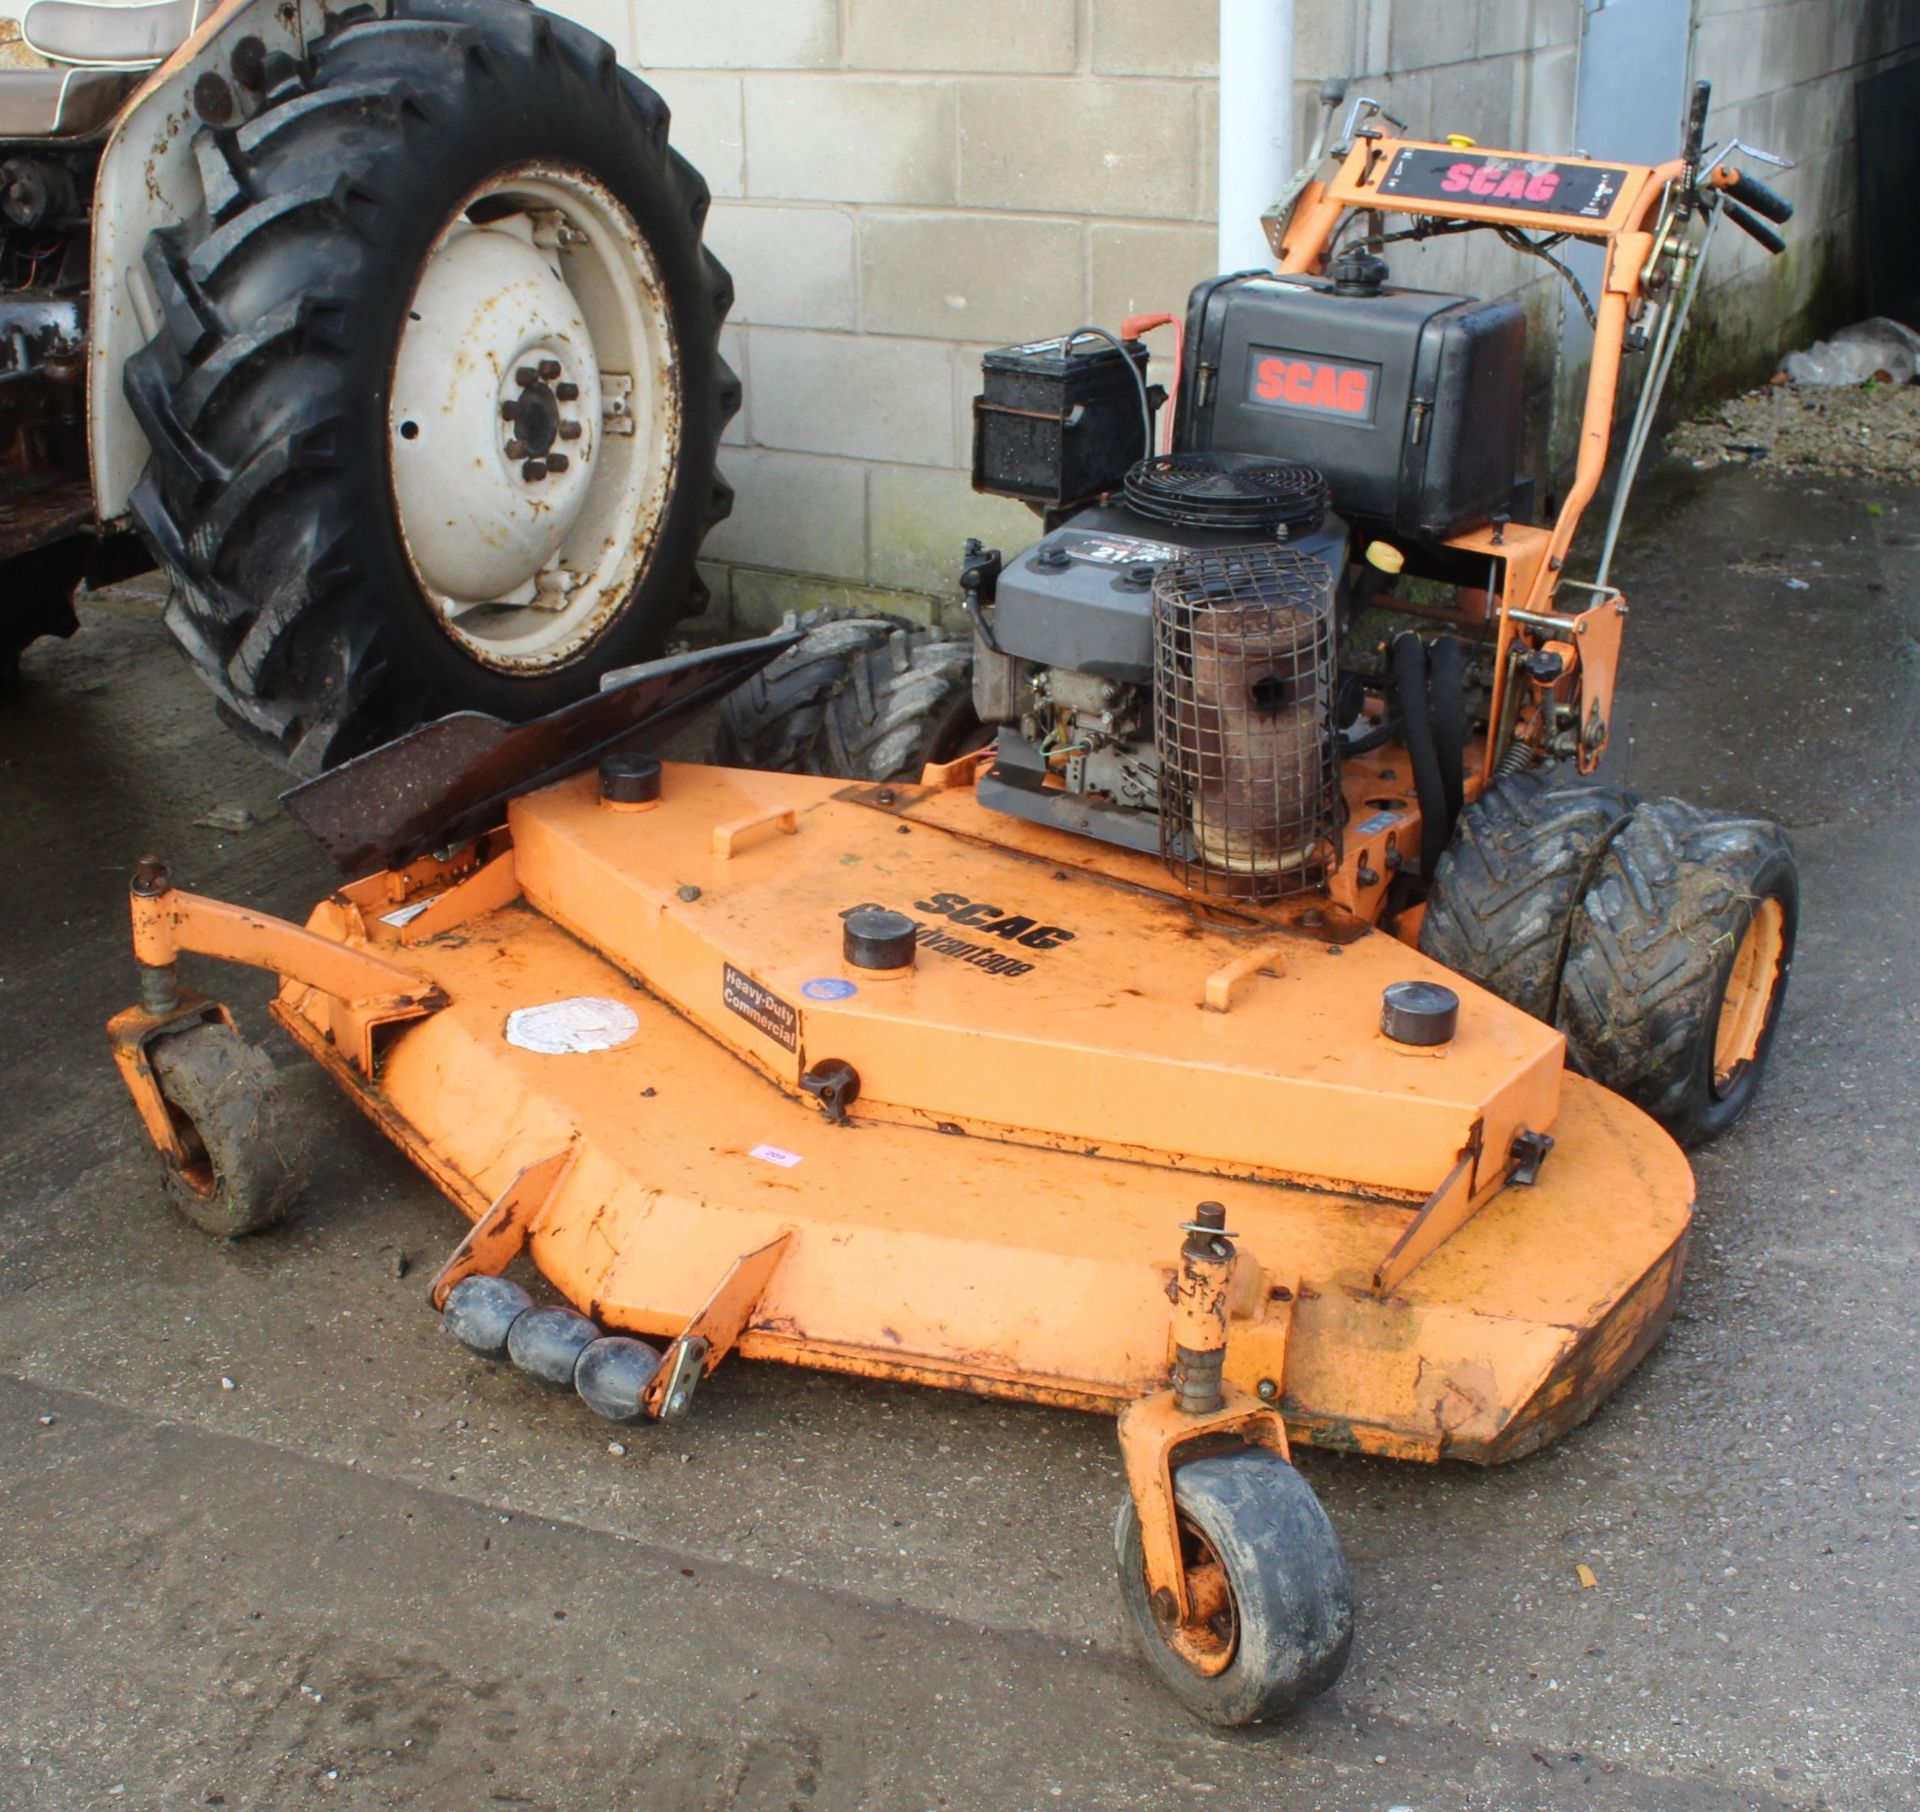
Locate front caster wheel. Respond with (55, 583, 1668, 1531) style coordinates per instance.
(148, 1024, 303, 1237)
(1115, 1448, 1353, 1725)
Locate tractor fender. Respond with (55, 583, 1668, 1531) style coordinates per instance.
(87, 0, 332, 527)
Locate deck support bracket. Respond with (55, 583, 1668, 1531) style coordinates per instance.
(428, 1147, 579, 1310)
(643, 1230, 795, 1419)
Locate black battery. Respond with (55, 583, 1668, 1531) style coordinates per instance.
(1175, 272, 1526, 540)
(973, 334, 1159, 511)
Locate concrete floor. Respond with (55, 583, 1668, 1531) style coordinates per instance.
(0, 466, 1914, 1811)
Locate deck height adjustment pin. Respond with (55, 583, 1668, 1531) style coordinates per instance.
(130, 857, 180, 1013)
(1170, 1201, 1235, 1416)
(800, 1058, 861, 1125)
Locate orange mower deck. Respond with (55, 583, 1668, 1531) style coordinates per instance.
(124, 759, 1693, 1467)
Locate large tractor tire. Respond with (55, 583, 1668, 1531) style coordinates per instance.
(1559, 798, 1797, 1148)
(711, 608, 979, 782)
(1419, 764, 1637, 1022)
(125, 0, 738, 771)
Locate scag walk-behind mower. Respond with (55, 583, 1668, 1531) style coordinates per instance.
(2, 0, 732, 765)
(112, 87, 1799, 1723)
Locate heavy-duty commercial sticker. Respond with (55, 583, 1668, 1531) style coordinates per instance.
(723, 964, 797, 1049)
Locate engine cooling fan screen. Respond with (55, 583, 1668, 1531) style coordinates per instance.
(1123, 451, 1330, 536)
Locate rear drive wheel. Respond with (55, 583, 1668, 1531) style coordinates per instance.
(711, 607, 979, 781)
(1419, 764, 1637, 1021)
(1559, 798, 1797, 1147)
(125, 0, 737, 771)
(148, 1024, 303, 1237)
(1115, 1448, 1354, 1726)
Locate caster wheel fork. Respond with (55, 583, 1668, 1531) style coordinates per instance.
(1113, 1203, 1354, 1724)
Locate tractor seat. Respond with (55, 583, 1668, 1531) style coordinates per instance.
(18, 0, 203, 69)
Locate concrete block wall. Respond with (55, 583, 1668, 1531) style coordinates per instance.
(550, 1, 1910, 633)
(553, 0, 1228, 636)
(1677, 0, 1920, 393)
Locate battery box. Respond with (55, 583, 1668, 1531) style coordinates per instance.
(973, 335, 1160, 511)
(1175, 273, 1526, 540)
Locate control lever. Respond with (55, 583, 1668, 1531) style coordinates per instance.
(1720, 199, 1786, 256)
(1261, 80, 1355, 260)
(1713, 165, 1794, 224)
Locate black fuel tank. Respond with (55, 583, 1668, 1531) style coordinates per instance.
(1175, 271, 1525, 541)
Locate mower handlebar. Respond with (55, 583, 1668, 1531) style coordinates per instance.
(1716, 165, 1794, 225)
(1721, 197, 1787, 256)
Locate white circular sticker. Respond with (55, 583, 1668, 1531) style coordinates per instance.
(504, 996, 640, 1055)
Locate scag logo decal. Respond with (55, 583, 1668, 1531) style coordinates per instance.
(1246, 350, 1377, 422)
(912, 892, 1076, 951)
(1440, 161, 1561, 202)
(839, 895, 1077, 982)
(1378, 147, 1628, 221)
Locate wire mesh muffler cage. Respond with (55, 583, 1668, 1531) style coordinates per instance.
(1153, 546, 1340, 900)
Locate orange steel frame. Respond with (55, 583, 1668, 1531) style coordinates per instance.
(108, 134, 1711, 1655)
(1164, 134, 1747, 936)
(1281, 135, 1681, 809)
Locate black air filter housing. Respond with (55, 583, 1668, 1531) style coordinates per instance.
(1176, 271, 1526, 540)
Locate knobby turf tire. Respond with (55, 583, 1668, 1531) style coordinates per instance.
(124, 0, 738, 771)
(1418, 764, 1638, 1022)
(1115, 1449, 1354, 1726)
(711, 607, 978, 782)
(1559, 798, 1797, 1148)
(149, 1024, 304, 1237)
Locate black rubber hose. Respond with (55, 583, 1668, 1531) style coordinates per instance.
(1390, 631, 1449, 880)
(1428, 635, 1468, 831)
(1339, 715, 1401, 756)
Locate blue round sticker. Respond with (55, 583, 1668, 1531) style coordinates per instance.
(802, 977, 858, 1001)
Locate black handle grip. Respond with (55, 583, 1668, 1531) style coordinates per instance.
(1723, 198, 1786, 256)
(1684, 80, 1711, 164)
(1722, 167, 1793, 224)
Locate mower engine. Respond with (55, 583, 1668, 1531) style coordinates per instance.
(970, 252, 1527, 897)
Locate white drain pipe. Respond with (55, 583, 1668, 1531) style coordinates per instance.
(1217, 0, 1295, 273)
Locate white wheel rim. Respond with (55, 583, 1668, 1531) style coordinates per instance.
(388, 164, 680, 671)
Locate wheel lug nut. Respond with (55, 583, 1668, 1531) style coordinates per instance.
(538, 359, 562, 381)
(522, 460, 547, 482)
(559, 421, 583, 441)
(544, 453, 570, 474)
(500, 400, 520, 421)
(515, 366, 538, 388)
(505, 438, 529, 458)
(555, 381, 580, 402)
